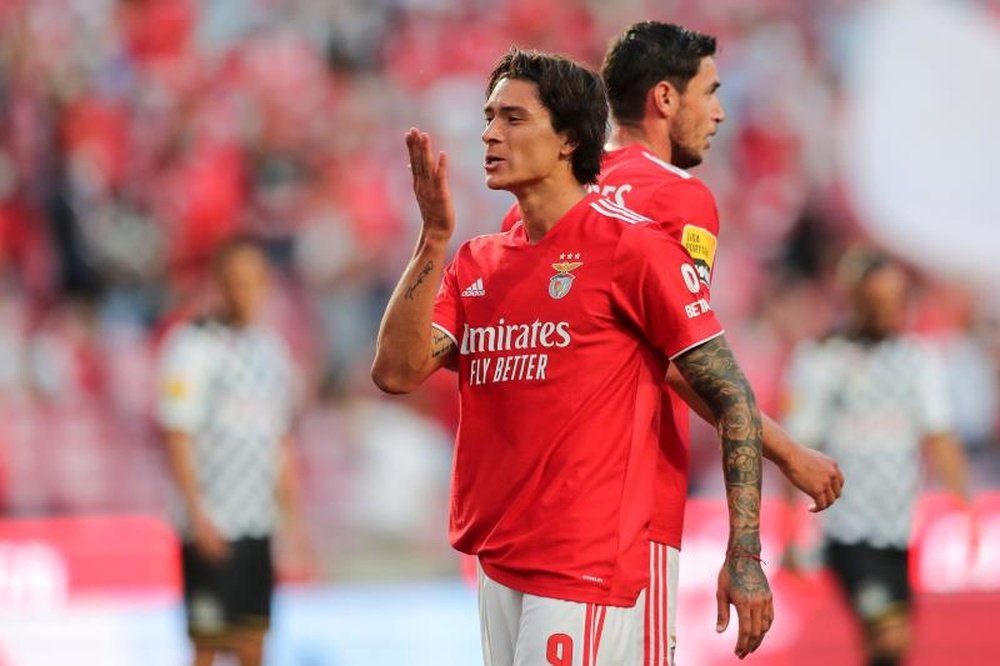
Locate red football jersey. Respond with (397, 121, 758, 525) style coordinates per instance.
(500, 144, 721, 548)
(434, 193, 722, 606)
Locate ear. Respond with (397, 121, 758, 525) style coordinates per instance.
(650, 80, 680, 119)
(559, 133, 577, 159)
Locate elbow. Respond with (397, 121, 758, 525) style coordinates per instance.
(370, 360, 417, 395)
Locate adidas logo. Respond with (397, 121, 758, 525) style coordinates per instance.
(461, 278, 486, 297)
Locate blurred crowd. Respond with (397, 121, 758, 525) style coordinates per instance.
(0, 0, 998, 579)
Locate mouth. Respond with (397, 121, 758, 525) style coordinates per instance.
(484, 156, 504, 172)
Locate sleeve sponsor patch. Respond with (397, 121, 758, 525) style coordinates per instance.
(163, 376, 190, 400)
(681, 225, 717, 285)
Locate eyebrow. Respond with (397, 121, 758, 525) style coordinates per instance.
(484, 104, 532, 116)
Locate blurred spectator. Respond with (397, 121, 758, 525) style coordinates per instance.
(780, 248, 974, 666)
(157, 237, 307, 666)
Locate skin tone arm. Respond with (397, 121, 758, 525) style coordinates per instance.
(665, 364, 844, 511)
(924, 432, 971, 504)
(672, 336, 772, 659)
(371, 129, 457, 393)
(164, 429, 230, 563)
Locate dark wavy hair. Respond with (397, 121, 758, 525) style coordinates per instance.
(486, 48, 607, 185)
(602, 22, 717, 125)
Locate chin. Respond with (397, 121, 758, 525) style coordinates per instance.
(485, 174, 520, 192)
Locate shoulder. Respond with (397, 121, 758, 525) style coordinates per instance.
(585, 196, 652, 227)
(648, 172, 717, 213)
(460, 231, 514, 255)
(614, 218, 695, 265)
(793, 333, 850, 364)
(161, 321, 214, 353)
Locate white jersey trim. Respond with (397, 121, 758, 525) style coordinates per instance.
(590, 199, 651, 225)
(641, 151, 693, 179)
(667, 329, 725, 361)
(431, 322, 459, 347)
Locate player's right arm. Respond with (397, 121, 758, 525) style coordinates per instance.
(157, 327, 229, 563)
(163, 429, 229, 563)
(371, 128, 457, 394)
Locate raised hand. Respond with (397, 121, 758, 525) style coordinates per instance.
(405, 127, 455, 244)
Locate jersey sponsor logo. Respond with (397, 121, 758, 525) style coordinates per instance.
(461, 277, 486, 297)
(163, 376, 190, 400)
(549, 253, 583, 300)
(684, 298, 712, 319)
(459, 318, 572, 354)
(681, 225, 717, 286)
(460, 318, 573, 386)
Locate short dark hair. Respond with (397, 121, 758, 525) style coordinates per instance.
(486, 47, 607, 185)
(213, 233, 267, 273)
(602, 22, 717, 125)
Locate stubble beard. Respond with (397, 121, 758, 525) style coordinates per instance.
(670, 137, 704, 170)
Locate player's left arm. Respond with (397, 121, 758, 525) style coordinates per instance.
(923, 432, 972, 504)
(917, 347, 973, 507)
(665, 366, 843, 512)
(672, 335, 772, 659)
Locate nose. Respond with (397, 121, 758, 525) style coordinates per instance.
(713, 99, 726, 125)
(482, 117, 500, 144)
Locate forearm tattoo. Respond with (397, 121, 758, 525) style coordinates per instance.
(674, 337, 769, 590)
(431, 330, 455, 359)
(404, 260, 434, 300)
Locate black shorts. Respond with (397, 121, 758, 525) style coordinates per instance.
(181, 537, 274, 637)
(825, 540, 911, 625)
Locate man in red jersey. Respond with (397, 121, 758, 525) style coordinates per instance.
(499, 23, 844, 665)
(373, 48, 772, 664)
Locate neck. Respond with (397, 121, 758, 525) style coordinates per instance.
(608, 120, 671, 163)
(514, 175, 588, 244)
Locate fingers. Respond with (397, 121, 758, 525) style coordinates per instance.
(832, 464, 845, 496)
(435, 149, 450, 188)
(405, 127, 432, 180)
(734, 599, 773, 659)
(716, 588, 730, 633)
(808, 488, 835, 513)
(809, 461, 845, 513)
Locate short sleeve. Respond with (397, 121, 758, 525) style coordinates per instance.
(610, 224, 723, 360)
(649, 180, 720, 289)
(781, 341, 836, 450)
(915, 343, 952, 435)
(432, 256, 463, 347)
(157, 326, 211, 433)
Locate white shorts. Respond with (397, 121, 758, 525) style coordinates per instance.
(477, 562, 645, 666)
(645, 541, 679, 666)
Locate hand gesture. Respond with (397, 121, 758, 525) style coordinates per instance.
(782, 445, 844, 512)
(717, 554, 773, 659)
(405, 128, 455, 244)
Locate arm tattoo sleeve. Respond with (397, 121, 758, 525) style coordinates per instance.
(404, 260, 434, 300)
(673, 336, 764, 555)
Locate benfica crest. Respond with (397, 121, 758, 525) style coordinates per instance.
(549, 254, 583, 299)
